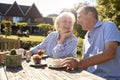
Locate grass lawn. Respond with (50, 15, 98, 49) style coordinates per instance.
(0, 34, 83, 43)
(0, 35, 45, 42)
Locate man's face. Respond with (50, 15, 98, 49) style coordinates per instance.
(77, 10, 89, 30)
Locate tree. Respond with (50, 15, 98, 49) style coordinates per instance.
(97, 0, 120, 30)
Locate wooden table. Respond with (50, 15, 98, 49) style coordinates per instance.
(0, 59, 105, 80)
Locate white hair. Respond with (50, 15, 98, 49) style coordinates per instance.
(54, 12, 76, 31)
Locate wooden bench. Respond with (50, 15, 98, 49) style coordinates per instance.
(0, 37, 20, 52)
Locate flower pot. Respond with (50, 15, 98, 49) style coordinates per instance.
(6, 54, 22, 68)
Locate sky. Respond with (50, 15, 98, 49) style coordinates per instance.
(0, 0, 97, 17)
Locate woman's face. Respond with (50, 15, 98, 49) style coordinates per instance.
(58, 16, 74, 33)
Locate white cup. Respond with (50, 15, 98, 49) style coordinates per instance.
(46, 58, 62, 68)
(16, 48, 25, 59)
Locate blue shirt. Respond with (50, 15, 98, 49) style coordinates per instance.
(30, 31, 78, 58)
(83, 21, 120, 79)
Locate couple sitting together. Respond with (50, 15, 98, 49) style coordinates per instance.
(29, 5, 120, 80)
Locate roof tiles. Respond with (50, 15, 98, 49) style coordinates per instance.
(0, 1, 42, 18)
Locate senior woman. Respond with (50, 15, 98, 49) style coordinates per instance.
(30, 12, 78, 58)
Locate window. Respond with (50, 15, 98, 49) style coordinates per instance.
(13, 16, 23, 23)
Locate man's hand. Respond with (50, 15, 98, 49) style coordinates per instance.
(60, 57, 79, 70)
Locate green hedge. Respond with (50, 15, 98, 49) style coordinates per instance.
(37, 23, 55, 36)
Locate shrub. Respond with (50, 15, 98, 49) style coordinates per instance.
(10, 49, 17, 55)
(37, 23, 55, 36)
(77, 37, 83, 56)
(73, 23, 87, 39)
(1, 20, 12, 37)
(20, 41, 41, 50)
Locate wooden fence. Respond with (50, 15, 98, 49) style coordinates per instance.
(0, 36, 20, 51)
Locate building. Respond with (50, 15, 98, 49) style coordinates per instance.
(0, 1, 42, 24)
(0, 1, 54, 35)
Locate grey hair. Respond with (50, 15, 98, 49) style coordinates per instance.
(77, 6, 98, 20)
(54, 12, 76, 31)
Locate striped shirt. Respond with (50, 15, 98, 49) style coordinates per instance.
(30, 31, 78, 58)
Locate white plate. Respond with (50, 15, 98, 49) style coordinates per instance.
(42, 54, 49, 59)
(29, 60, 47, 67)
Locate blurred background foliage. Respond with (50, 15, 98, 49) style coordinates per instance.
(97, 0, 120, 30)
(0, 20, 12, 37)
(37, 23, 55, 36)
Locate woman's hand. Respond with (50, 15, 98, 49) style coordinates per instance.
(63, 31, 73, 39)
(58, 31, 72, 44)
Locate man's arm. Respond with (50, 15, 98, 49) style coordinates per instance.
(78, 41, 119, 69)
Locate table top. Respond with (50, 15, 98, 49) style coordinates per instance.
(0, 59, 105, 80)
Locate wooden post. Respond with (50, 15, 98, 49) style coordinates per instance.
(0, 37, 21, 51)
